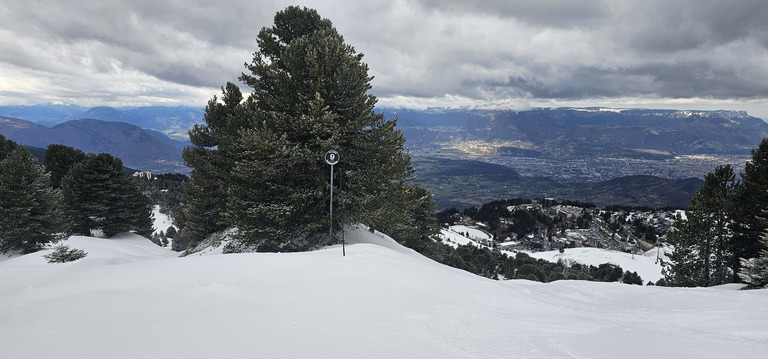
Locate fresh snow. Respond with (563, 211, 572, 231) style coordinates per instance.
(1, 229, 767, 358)
(151, 205, 176, 236)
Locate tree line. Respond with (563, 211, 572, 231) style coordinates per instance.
(0, 136, 153, 253)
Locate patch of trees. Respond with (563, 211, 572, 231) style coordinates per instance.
(132, 173, 187, 225)
(414, 239, 644, 285)
(436, 207, 460, 226)
(0, 138, 68, 253)
(631, 218, 661, 243)
(502, 252, 642, 284)
(132, 173, 186, 249)
(458, 200, 558, 240)
(0, 136, 154, 253)
(664, 138, 768, 288)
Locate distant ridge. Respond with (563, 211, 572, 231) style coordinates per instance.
(0, 116, 186, 173)
(0, 104, 203, 141)
(2, 104, 759, 207)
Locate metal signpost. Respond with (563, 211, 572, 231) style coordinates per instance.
(325, 150, 342, 256)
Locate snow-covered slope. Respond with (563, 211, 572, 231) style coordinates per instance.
(1, 229, 766, 358)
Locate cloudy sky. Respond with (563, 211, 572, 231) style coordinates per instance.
(2, 0, 768, 118)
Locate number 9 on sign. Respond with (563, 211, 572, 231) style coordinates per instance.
(325, 150, 339, 165)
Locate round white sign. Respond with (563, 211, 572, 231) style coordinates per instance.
(325, 150, 339, 165)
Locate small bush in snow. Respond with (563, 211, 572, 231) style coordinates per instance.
(44, 245, 87, 263)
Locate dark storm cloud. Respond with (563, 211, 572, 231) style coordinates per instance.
(624, 0, 768, 53)
(1, 0, 767, 117)
(465, 60, 768, 101)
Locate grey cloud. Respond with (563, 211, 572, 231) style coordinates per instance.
(462, 60, 768, 102)
(416, 0, 611, 28)
(1, 0, 767, 118)
(622, 0, 768, 54)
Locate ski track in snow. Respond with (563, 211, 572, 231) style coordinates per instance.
(1, 228, 766, 358)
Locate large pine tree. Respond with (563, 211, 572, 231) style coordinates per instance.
(181, 6, 438, 251)
(664, 165, 736, 286)
(61, 153, 153, 237)
(0, 146, 69, 253)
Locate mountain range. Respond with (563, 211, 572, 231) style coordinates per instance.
(3, 104, 766, 208)
(0, 104, 203, 141)
(0, 115, 187, 173)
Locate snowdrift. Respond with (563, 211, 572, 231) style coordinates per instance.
(1, 229, 767, 358)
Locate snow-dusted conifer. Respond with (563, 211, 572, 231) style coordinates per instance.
(731, 138, 768, 279)
(0, 146, 69, 253)
(43, 244, 87, 263)
(738, 233, 768, 288)
(664, 165, 735, 286)
(178, 82, 248, 250)
(184, 6, 438, 251)
(61, 153, 153, 238)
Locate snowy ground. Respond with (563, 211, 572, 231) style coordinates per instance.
(151, 205, 177, 248)
(1, 229, 767, 358)
(151, 205, 176, 236)
(440, 225, 492, 248)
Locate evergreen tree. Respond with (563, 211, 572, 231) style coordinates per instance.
(61, 153, 153, 237)
(0, 134, 16, 162)
(0, 147, 69, 253)
(44, 144, 87, 189)
(233, 6, 429, 249)
(183, 6, 438, 251)
(738, 232, 768, 288)
(731, 138, 768, 279)
(664, 165, 736, 286)
(177, 82, 250, 250)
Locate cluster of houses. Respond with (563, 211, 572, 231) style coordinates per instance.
(131, 171, 157, 180)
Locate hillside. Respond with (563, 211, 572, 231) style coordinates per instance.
(1, 229, 766, 358)
(0, 116, 186, 173)
(392, 107, 768, 158)
(393, 107, 765, 185)
(564, 175, 705, 208)
(0, 104, 203, 141)
(413, 157, 702, 209)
